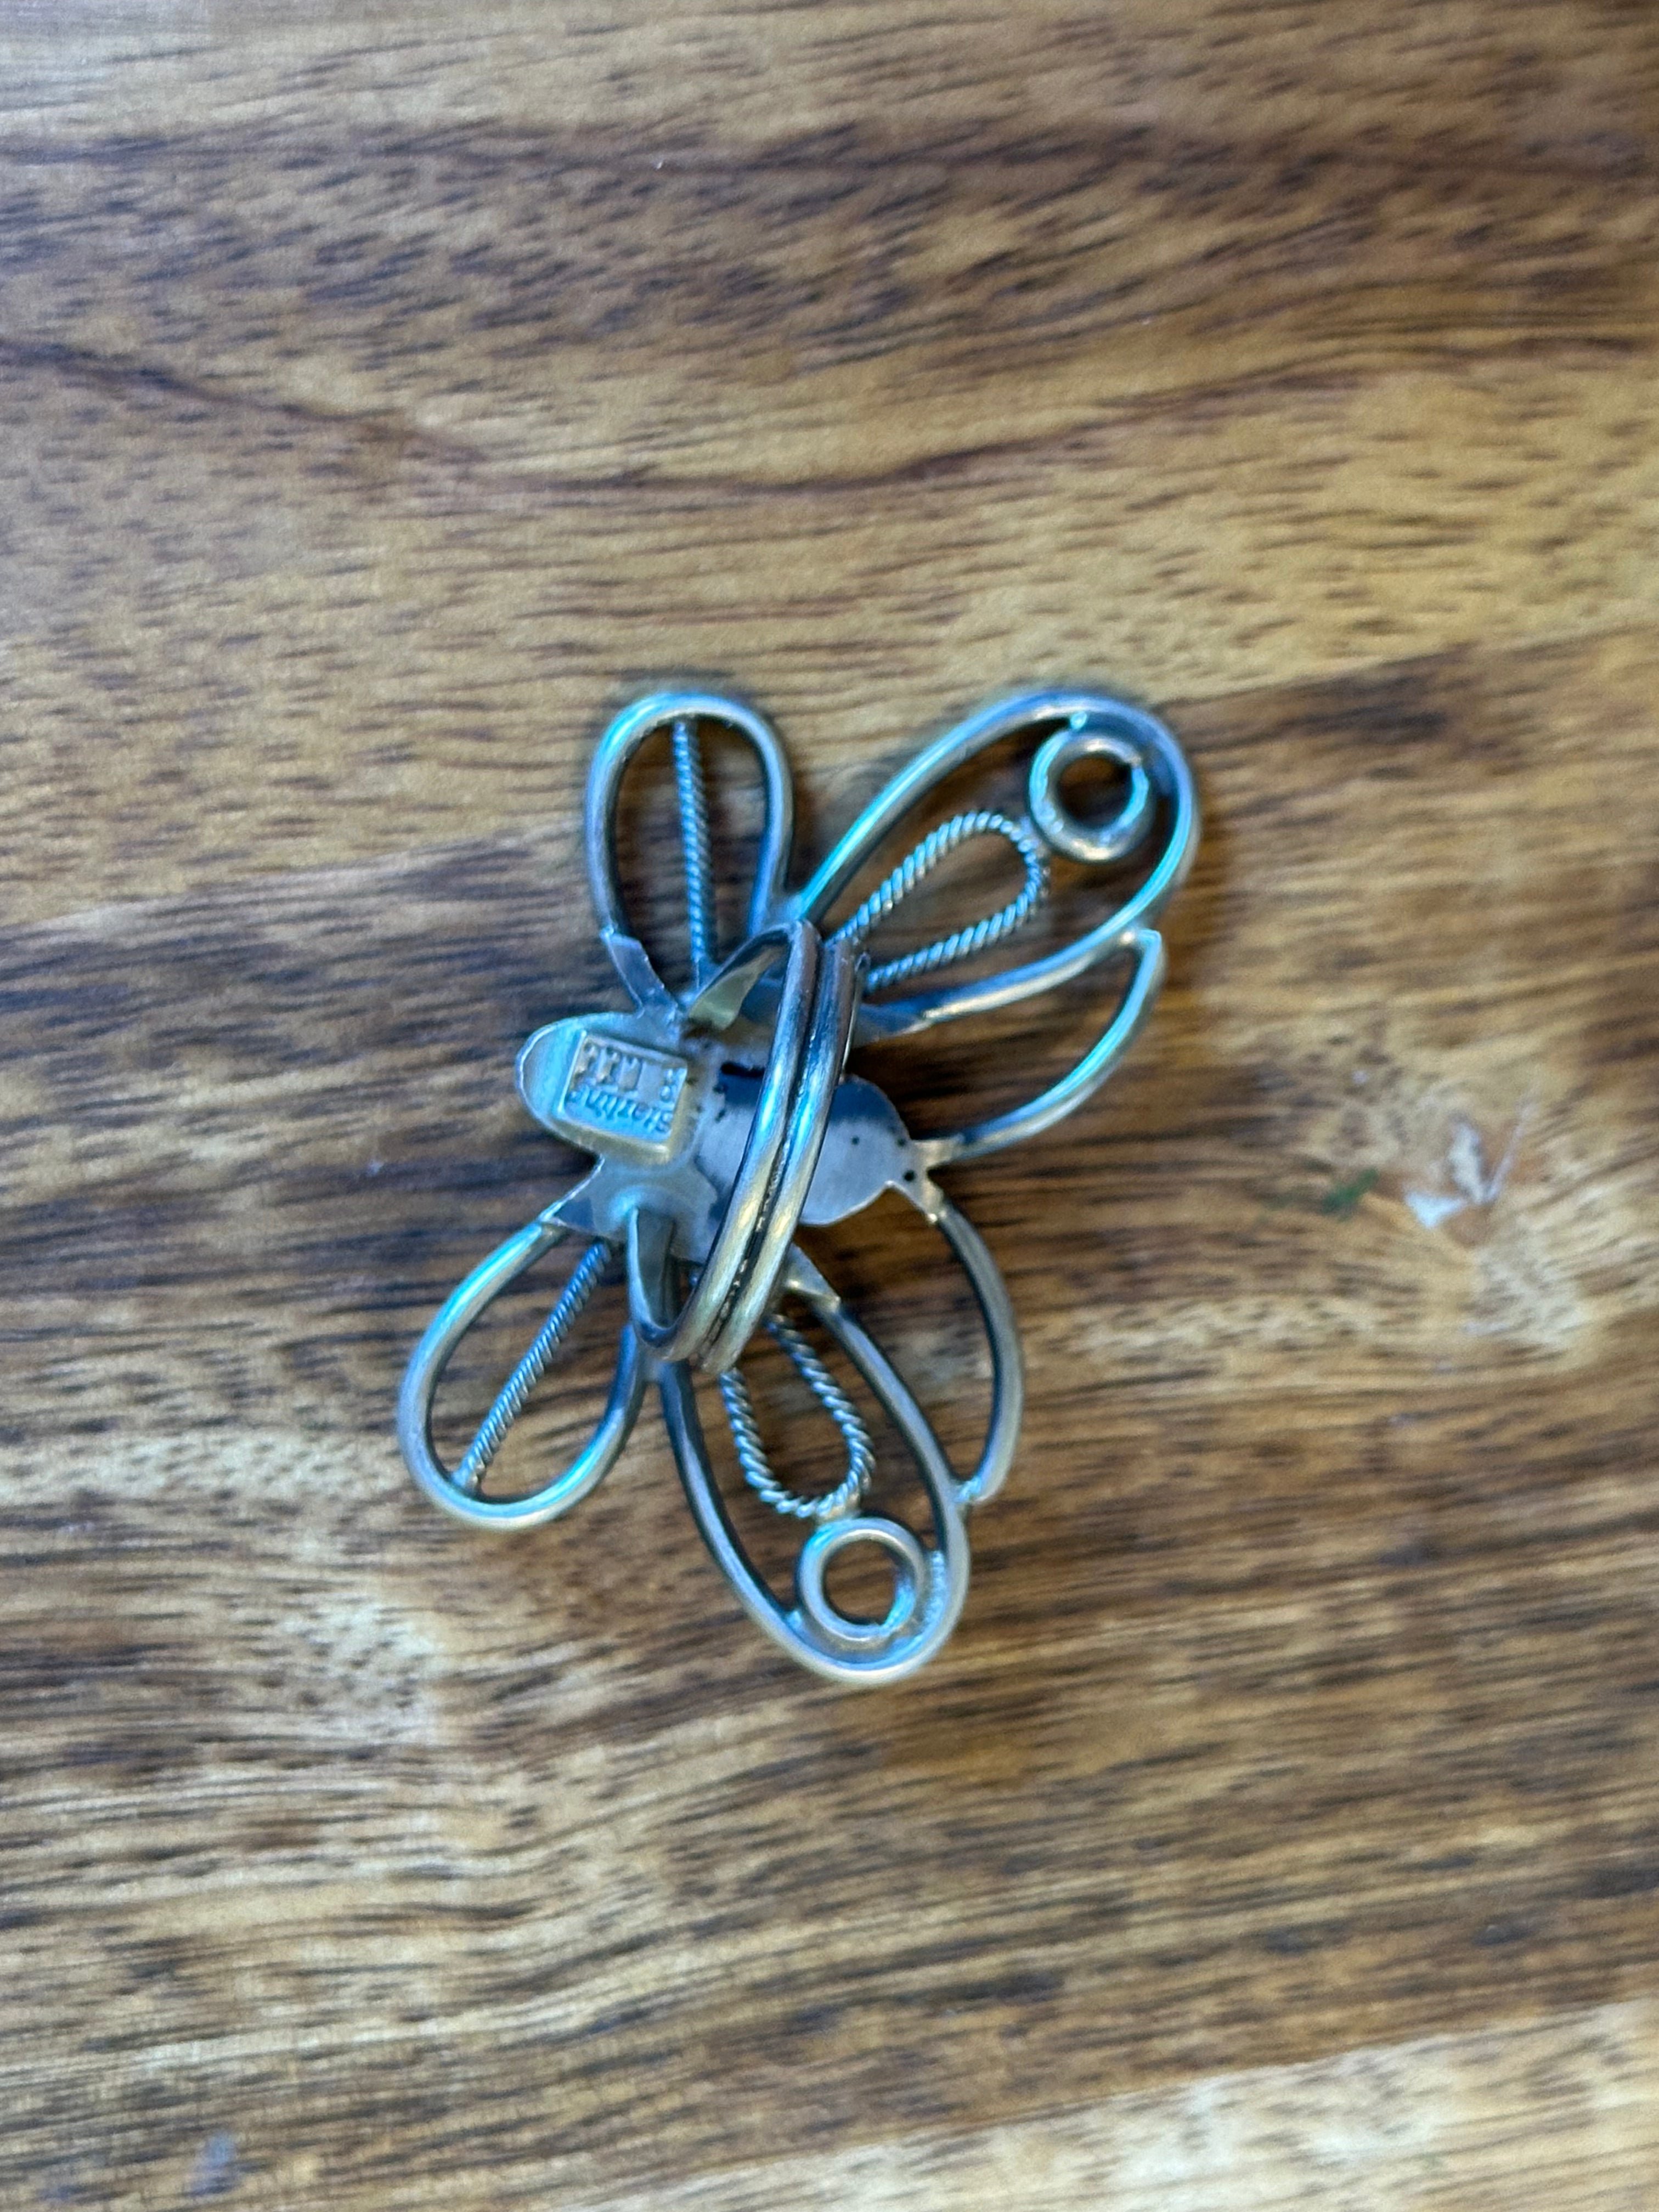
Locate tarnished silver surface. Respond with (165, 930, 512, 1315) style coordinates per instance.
(398, 685, 1198, 1684)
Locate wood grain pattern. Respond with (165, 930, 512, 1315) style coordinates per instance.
(3, 5, 1657, 2207)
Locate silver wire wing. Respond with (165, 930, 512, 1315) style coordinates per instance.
(654, 1240, 976, 1686)
(397, 1209, 645, 1530)
(791, 687, 1198, 1044)
(581, 690, 797, 1017)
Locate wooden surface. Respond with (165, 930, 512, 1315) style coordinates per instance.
(4, 4, 1658, 2205)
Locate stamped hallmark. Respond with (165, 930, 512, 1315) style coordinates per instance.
(516, 1016, 697, 1166)
(560, 1031, 688, 1147)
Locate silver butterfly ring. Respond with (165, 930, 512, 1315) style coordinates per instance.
(398, 688, 1198, 1685)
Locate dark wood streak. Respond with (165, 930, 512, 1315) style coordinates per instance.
(4, 5, 1659, 2207)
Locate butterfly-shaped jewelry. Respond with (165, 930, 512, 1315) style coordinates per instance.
(399, 689, 1197, 1684)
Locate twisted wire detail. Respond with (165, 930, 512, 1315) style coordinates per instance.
(673, 715, 716, 981)
(718, 1312, 876, 1521)
(455, 1239, 612, 1493)
(833, 809, 1049, 994)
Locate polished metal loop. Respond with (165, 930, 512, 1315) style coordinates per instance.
(585, 690, 795, 1008)
(699, 933, 860, 1375)
(623, 918, 845, 1370)
(399, 682, 1196, 1684)
(1029, 720, 1154, 866)
(398, 1212, 646, 1531)
(917, 927, 1167, 1171)
(797, 1517, 930, 1650)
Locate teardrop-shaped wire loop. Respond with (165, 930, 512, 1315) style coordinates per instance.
(656, 1240, 971, 1686)
(718, 1308, 877, 1522)
(915, 926, 1167, 1172)
(398, 1211, 646, 1530)
(832, 808, 1049, 995)
(585, 691, 796, 1008)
